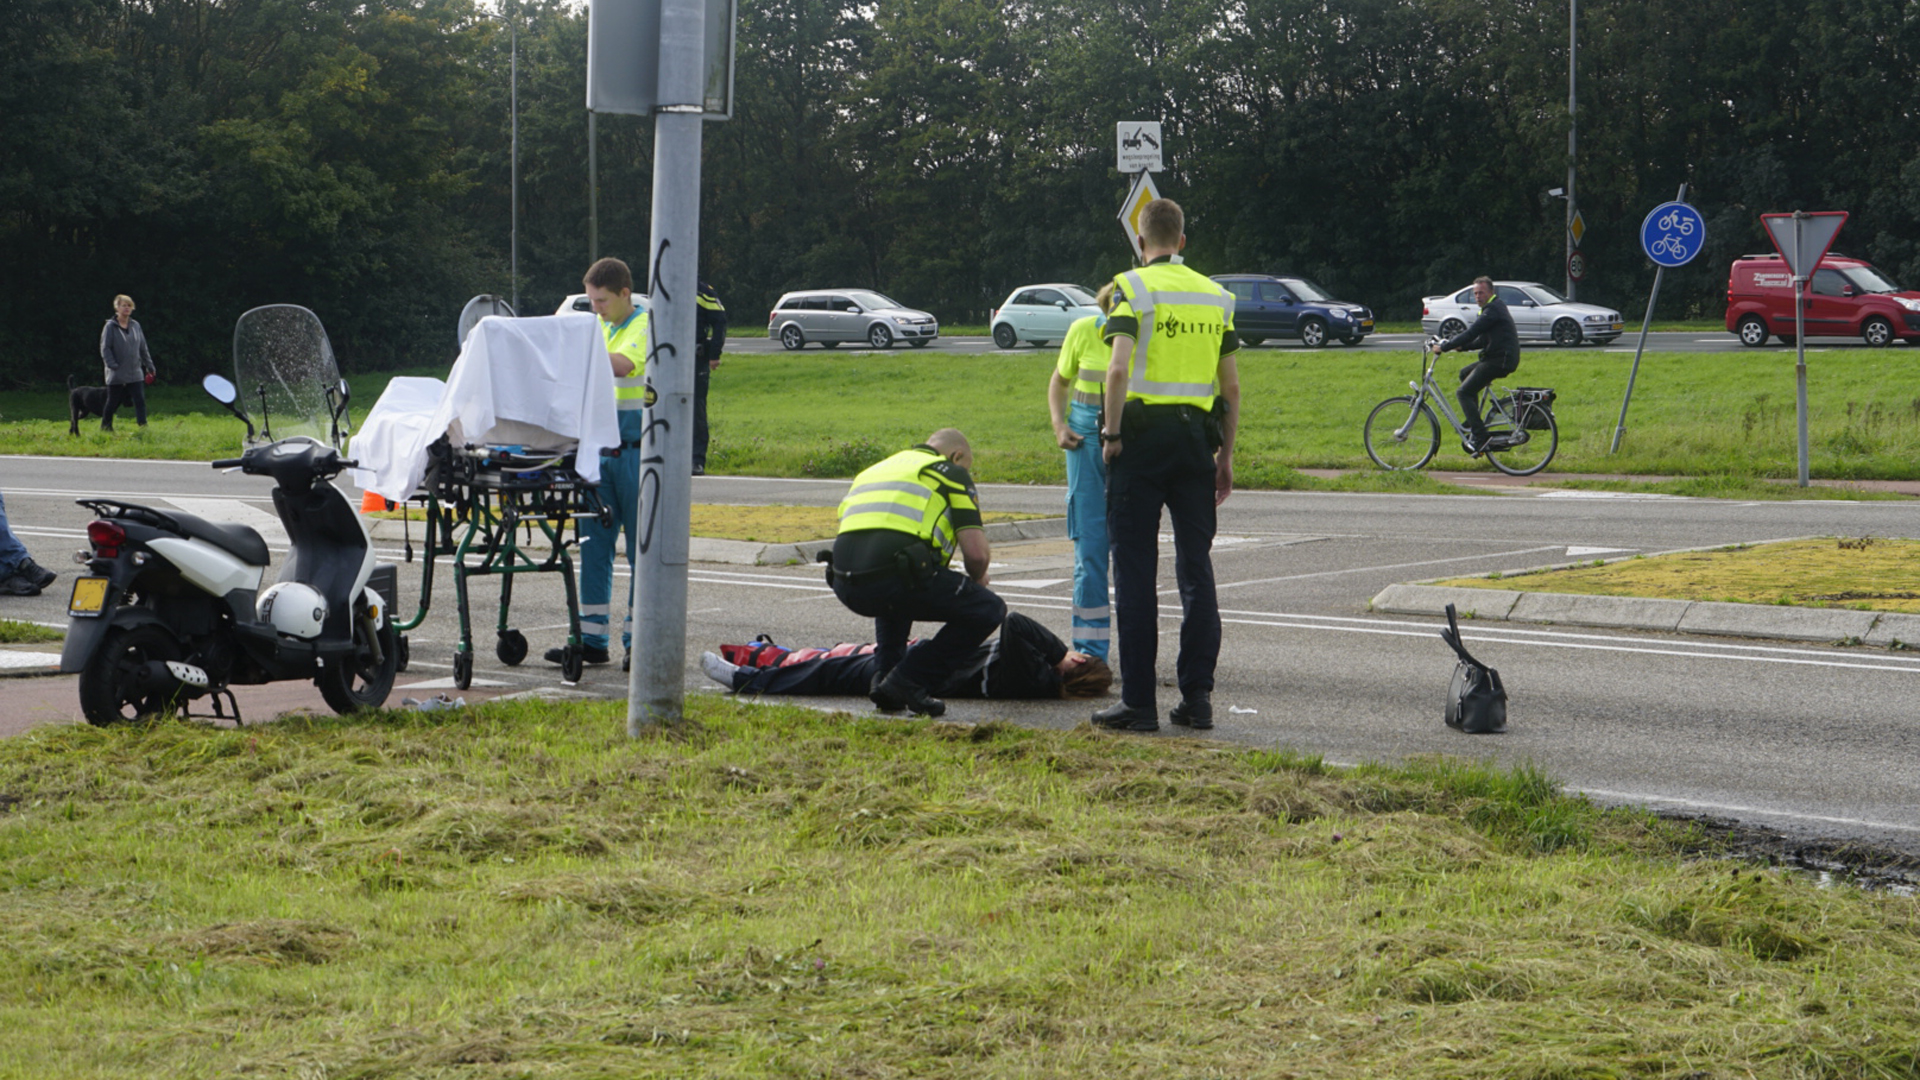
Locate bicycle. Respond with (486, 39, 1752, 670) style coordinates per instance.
(1363, 338, 1560, 476)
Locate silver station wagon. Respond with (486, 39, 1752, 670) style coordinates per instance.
(767, 289, 939, 350)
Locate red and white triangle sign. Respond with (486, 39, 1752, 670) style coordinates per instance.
(1760, 211, 1849, 278)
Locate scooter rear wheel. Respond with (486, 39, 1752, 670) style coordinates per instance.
(78, 623, 185, 727)
(318, 618, 399, 714)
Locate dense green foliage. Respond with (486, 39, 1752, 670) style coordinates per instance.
(9, 0, 1920, 387)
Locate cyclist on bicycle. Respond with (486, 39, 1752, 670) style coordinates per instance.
(1433, 276, 1519, 456)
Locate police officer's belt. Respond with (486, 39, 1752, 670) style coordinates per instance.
(601, 438, 648, 457)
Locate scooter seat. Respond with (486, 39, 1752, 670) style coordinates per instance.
(162, 509, 270, 566)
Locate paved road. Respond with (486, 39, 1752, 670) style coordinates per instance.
(5, 456, 1920, 857)
(724, 330, 1914, 356)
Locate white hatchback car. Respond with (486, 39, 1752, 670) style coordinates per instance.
(1421, 281, 1623, 346)
(990, 283, 1102, 348)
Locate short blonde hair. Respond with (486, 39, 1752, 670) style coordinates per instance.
(113, 294, 135, 310)
(1095, 283, 1115, 314)
(1139, 199, 1183, 249)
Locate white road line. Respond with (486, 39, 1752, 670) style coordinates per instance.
(1211, 545, 1563, 590)
(1579, 788, 1920, 835)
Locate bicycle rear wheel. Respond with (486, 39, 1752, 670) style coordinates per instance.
(1364, 395, 1440, 470)
(1484, 408, 1558, 476)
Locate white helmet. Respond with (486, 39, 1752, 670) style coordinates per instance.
(258, 582, 328, 640)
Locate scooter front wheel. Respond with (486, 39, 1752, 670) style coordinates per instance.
(78, 623, 186, 726)
(318, 618, 400, 714)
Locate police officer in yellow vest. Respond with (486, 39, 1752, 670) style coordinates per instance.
(546, 256, 650, 670)
(827, 429, 1006, 717)
(692, 280, 726, 475)
(1093, 199, 1241, 734)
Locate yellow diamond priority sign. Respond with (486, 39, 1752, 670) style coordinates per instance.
(1118, 171, 1161, 258)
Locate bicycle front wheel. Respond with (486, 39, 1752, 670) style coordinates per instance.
(1364, 395, 1440, 470)
(1485, 410, 1559, 477)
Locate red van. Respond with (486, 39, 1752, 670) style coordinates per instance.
(1726, 253, 1920, 346)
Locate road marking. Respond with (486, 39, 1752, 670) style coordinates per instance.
(1538, 490, 1685, 500)
(1212, 545, 1563, 591)
(1578, 788, 1920, 836)
(1566, 546, 1633, 556)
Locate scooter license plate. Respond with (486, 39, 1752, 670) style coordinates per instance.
(68, 577, 109, 617)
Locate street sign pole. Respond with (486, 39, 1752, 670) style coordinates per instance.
(1794, 214, 1809, 487)
(1611, 184, 1697, 454)
(1758, 209, 1847, 489)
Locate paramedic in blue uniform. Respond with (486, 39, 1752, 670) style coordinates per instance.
(547, 256, 649, 670)
(1046, 283, 1115, 662)
(1093, 198, 1240, 734)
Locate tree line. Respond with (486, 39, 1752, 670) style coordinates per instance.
(5, 0, 1919, 385)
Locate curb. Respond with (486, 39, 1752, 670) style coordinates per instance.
(363, 515, 1067, 566)
(1369, 539, 1920, 645)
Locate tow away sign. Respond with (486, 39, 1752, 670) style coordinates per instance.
(1117, 121, 1162, 173)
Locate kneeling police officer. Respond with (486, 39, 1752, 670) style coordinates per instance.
(825, 429, 1005, 717)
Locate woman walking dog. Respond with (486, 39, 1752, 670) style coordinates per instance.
(99, 294, 157, 431)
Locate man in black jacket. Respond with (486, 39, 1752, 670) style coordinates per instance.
(1436, 276, 1520, 455)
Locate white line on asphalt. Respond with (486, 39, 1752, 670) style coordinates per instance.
(10, 485, 276, 504)
(1210, 546, 1564, 591)
(1578, 788, 1920, 835)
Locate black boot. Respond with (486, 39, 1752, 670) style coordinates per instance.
(871, 669, 945, 718)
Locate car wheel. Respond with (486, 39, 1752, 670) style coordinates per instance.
(1299, 318, 1328, 348)
(1341, 335, 1363, 346)
(868, 323, 894, 349)
(1240, 336, 1265, 347)
(779, 324, 805, 350)
(992, 324, 1018, 349)
(1551, 318, 1583, 346)
(1736, 316, 1769, 347)
(1863, 316, 1895, 347)
(1439, 318, 1467, 338)
(1025, 340, 1047, 348)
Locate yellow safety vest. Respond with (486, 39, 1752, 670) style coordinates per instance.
(1105, 262, 1233, 407)
(1056, 314, 1108, 407)
(602, 308, 651, 414)
(837, 448, 966, 564)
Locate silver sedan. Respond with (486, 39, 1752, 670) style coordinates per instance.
(1421, 281, 1623, 346)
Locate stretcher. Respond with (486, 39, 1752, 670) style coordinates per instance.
(349, 312, 621, 689)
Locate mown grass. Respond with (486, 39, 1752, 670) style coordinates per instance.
(10, 348, 1920, 492)
(2, 696, 1918, 1078)
(0, 620, 64, 644)
(1436, 536, 1920, 613)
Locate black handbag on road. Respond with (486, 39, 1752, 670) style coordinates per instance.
(1441, 603, 1507, 734)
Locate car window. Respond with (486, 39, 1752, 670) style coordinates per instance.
(1522, 284, 1569, 305)
(1060, 285, 1098, 306)
(1259, 283, 1295, 302)
(775, 296, 799, 311)
(1013, 291, 1040, 306)
(848, 291, 899, 310)
(1222, 282, 1257, 301)
(825, 296, 857, 312)
(1453, 289, 1474, 304)
(1496, 285, 1533, 306)
(1032, 289, 1066, 306)
(1280, 278, 1334, 302)
(794, 297, 823, 310)
(1812, 269, 1851, 297)
(1847, 265, 1903, 293)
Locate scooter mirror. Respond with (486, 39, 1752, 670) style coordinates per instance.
(203, 374, 239, 405)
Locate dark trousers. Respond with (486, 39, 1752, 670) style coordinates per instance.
(1106, 404, 1220, 710)
(830, 567, 1005, 691)
(102, 382, 147, 429)
(737, 653, 880, 696)
(1456, 359, 1512, 443)
(693, 362, 711, 469)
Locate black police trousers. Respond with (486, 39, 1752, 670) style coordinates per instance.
(830, 566, 1005, 693)
(1106, 403, 1220, 710)
(1456, 358, 1516, 443)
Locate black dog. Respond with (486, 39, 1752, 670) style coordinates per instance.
(68, 375, 111, 435)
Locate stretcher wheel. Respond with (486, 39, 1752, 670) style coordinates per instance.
(394, 634, 411, 673)
(561, 645, 585, 683)
(496, 628, 528, 666)
(453, 649, 473, 691)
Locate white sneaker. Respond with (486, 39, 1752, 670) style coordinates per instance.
(701, 651, 739, 689)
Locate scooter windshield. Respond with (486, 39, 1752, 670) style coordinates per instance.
(232, 304, 345, 449)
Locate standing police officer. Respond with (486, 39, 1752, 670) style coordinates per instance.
(826, 429, 1006, 717)
(1094, 198, 1241, 733)
(1435, 275, 1520, 456)
(692, 280, 727, 475)
(547, 256, 650, 670)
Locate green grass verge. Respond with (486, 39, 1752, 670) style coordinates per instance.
(9, 347, 1920, 494)
(0, 620, 63, 644)
(3, 696, 1915, 1077)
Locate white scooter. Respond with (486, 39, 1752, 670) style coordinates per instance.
(59, 374, 398, 725)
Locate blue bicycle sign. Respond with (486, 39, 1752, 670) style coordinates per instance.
(1641, 201, 1705, 268)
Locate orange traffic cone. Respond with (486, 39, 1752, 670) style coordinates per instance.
(361, 489, 390, 514)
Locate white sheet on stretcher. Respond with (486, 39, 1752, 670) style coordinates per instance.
(348, 313, 619, 500)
